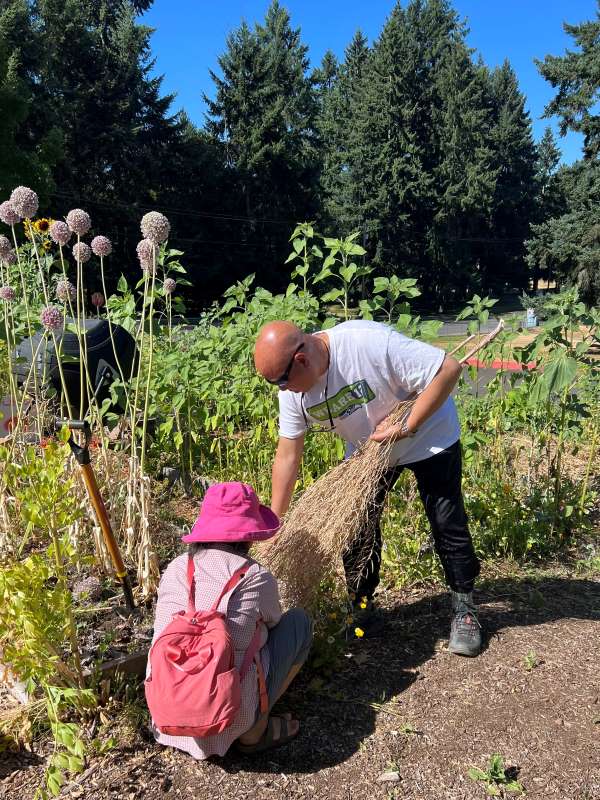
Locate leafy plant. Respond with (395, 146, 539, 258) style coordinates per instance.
(468, 754, 523, 796)
(313, 231, 372, 320)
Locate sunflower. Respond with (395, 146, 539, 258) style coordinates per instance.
(34, 218, 52, 234)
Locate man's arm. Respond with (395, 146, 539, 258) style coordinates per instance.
(271, 435, 305, 517)
(370, 354, 461, 443)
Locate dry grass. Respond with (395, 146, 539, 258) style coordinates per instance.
(254, 400, 414, 609)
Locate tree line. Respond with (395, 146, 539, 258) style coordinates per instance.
(0, 0, 598, 310)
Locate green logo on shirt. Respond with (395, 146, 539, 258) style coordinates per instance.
(307, 380, 375, 422)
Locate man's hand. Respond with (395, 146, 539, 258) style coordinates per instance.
(369, 417, 413, 443)
(369, 355, 462, 444)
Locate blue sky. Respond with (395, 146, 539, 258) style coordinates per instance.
(142, 0, 597, 164)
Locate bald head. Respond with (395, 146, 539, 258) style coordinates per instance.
(254, 321, 304, 380)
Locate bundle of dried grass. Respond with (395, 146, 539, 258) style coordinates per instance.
(255, 320, 504, 609)
(255, 399, 414, 609)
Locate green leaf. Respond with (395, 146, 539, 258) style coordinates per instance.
(347, 243, 366, 256)
(313, 267, 333, 284)
(117, 274, 128, 293)
(542, 353, 578, 395)
(339, 264, 357, 284)
(321, 289, 344, 303)
(468, 768, 488, 781)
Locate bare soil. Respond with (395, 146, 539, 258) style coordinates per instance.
(2, 564, 599, 800)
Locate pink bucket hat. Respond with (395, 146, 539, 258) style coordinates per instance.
(182, 482, 280, 543)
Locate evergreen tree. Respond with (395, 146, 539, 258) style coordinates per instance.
(431, 44, 497, 301)
(352, 0, 464, 286)
(317, 30, 369, 232)
(527, 4, 600, 303)
(205, 1, 319, 290)
(0, 2, 57, 198)
(526, 162, 600, 302)
(537, 3, 600, 159)
(483, 60, 537, 293)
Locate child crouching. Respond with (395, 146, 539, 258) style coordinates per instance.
(145, 482, 312, 758)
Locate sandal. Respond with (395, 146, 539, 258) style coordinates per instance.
(235, 714, 300, 755)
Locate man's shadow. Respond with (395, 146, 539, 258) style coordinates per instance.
(218, 575, 600, 776)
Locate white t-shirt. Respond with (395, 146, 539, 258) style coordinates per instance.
(278, 320, 460, 466)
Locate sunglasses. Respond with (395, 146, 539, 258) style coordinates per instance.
(266, 343, 304, 388)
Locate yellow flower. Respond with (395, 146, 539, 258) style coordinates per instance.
(34, 218, 51, 234)
(354, 627, 364, 638)
(42, 239, 52, 251)
(359, 601, 367, 609)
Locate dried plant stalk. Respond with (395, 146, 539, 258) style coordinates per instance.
(255, 399, 414, 609)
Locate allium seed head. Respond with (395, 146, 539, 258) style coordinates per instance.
(91, 292, 105, 308)
(136, 238, 154, 261)
(56, 279, 76, 303)
(0, 285, 16, 302)
(10, 186, 39, 219)
(40, 305, 62, 331)
(49, 220, 71, 246)
(66, 208, 91, 235)
(0, 235, 11, 256)
(0, 201, 21, 226)
(91, 235, 112, 257)
(164, 278, 176, 295)
(72, 241, 91, 263)
(140, 211, 170, 244)
(1, 249, 16, 266)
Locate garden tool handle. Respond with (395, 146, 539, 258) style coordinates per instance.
(79, 462, 136, 613)
(59, 417, 136, 613)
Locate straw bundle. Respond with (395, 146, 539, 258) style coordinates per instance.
(255, 399, 414, 609)
(255, 320, 505, 610)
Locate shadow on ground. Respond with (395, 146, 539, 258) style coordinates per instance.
(214, 575, 600, 777)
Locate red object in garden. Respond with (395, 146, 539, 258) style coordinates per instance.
(465, 358, 536, 371)
(145, 557, 268, 738)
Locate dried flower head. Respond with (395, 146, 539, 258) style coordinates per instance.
(72, 242, 91, 263)
(0, 285, 16, 302)
(10, 186, 39, 219)
(163, 277, 176, 295)
(49, 220, 71, 246)
(1, 249, 16, 266)
(40, 305, 63, 331)
(66, 208, 91, 235)
(91, 235, 112, 257)
(0, 201, 21, 226)
(91, 291, 105, 308)
(0, 235, 10, 256)
(136, 237, 154, 261)
(140, 211, 170, 244)
(56, 279, 76, 303)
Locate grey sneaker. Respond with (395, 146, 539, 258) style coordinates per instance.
(448, 591, 481, 657)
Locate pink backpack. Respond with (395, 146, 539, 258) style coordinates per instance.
(145, 557, 267, 738)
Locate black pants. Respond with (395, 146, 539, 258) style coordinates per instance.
(343, 440, 480, 599)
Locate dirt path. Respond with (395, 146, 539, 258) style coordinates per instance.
(2, 571, 599, 800)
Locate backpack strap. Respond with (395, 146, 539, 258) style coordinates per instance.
(240, 619, 269, 715)
(186, 557, 251, 616)
(186, 556, 197, 615)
